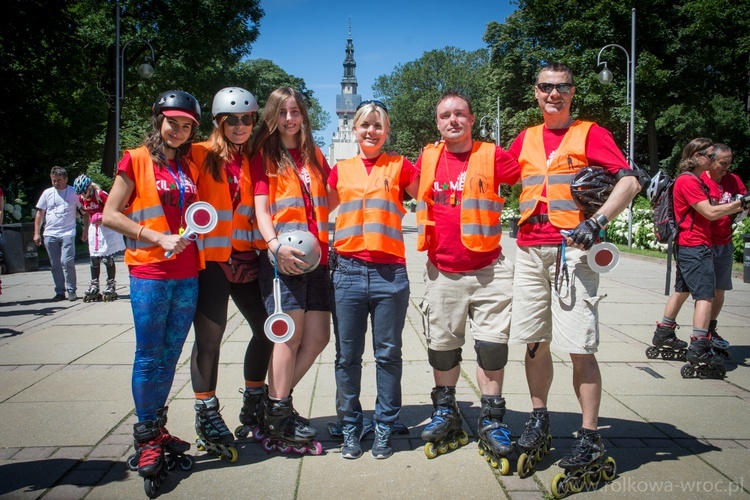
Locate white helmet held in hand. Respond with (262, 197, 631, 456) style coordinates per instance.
(268, 230, 322, 274)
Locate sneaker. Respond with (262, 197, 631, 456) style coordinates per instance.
(371, 422, 393, 459)
(341, 423, 363, 459)
(67, 291, 78, 301)
(52, 294, 66, 302)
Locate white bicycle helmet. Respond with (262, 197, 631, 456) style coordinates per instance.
(268, 230, 322, 274)
(211, 87, 259, 127)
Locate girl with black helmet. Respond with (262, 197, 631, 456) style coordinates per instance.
(248, 87, 331, 455)
(188, 87, 271, 455)
(73, 174, 125, 302)
(103, 90, 202, 495)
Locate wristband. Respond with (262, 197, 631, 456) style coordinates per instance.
(592, 213, 609, 229)
(136, 226, 144, 242)
(266, 236, 278, 245)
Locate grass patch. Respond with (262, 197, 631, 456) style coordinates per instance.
(613, 243, 744, 273)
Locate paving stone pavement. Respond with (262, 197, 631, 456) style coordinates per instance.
(1, 212, 749, 499)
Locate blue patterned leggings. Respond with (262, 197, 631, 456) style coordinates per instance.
(130, 276, 198, 421)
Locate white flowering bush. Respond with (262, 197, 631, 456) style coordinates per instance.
(606, 207, 668, 252)
(502, 207, 520, 222)
(3, 190, 34, 223)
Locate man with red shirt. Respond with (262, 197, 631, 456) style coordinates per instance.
(507, 62, 641, 475)
(415, 91, 519, 466)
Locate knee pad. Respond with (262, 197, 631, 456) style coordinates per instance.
(101, 255, 115, 268)
(428, 348, 462, 371)
(474, 341, 508, 371)
(90, 256, 101, 269)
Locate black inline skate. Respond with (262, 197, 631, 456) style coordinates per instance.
(517, 410, 552, 478)
(708, 330, 731, 359)
(83, 279, 101, 302)
(476, 396, 513, 474)
(102, 278, 118, 301)
(645, 322, 687, 361)
(235, 386, 265, 441)
(194, 397, 239, 462)
(127, 407, 193, 473)
(421, 386, 469, 459)
(551, 428, 616, 499)
(129, 420, 168, 499)
(681, 336, 726, 379)
(261, 394, 323, 455)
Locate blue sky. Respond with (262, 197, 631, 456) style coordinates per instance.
(247, 0, 517, 147)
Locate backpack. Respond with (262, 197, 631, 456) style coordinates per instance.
(650, 171, 708, 244)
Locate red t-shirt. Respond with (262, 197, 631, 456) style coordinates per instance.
(328, 154, 420, 265)
(701, 171, 746, 245)
(508, 124, 631, 246)
(225, 152, 243, 210)
(673, 173, 712, 247)
(118, 151, 200, 279)
(250, 148, 331, 263)
(415, 144, 520, 273)
(80, 189, 107, 216)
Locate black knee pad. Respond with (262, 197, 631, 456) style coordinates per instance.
(474, 341, 508, 371)
(90, 256, 101, 269)
(428, 348, 462, 371)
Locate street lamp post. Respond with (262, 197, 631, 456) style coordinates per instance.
(114, 2, 155, 168)
(596, 7, 636, 248)
(479, 96, 501, 146)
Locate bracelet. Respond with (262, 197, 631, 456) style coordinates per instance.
(266, 236, 278, 245)
(136, 226, 144, 242)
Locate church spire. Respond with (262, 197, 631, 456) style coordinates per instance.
(341, 18, 357, 94)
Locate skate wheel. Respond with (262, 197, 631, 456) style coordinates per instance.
(164, 456, 176, 471)
(252, 427, 265, 442)
(424, 442, 438, 459)
(278, 443, 292, 454)
(585, 467, 602, 486)
(195, 436, 206, 451)
(601, 456, 617, 481)
(517, 452, 530, 478)
(448, 438, 459, 450)
(680, 364, 696, 378)
(222, 445, 239, 462)
(645, 346, 659, 359)
(307, 441, 324, 456)
(499, 457, 511, 475)
(544, 435, 552, 455)
(477, 442, 485, 456)
(437, 442, 449, 454)
(235, 425, 248, 439)
(144, 477, 158, 499)
(261, 439, 277, 452)
(179, 455, 193, 471)
(292, 444, 307, 455)
(568, 470, 585, 493)
(126, 454, 139, 472)
(489, 456, 498, 468)
(662, 350, 676, 360)
(459, 430, 469, 446)
(551, 472, 568, 499)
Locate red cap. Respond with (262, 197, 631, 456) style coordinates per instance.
(162, 109, 199, 125)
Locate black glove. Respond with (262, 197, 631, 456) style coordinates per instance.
(741, 193, 750, 210)
(568, 218, 600, 250)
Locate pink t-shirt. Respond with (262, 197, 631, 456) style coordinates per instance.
(673, 173, 712, 247)
(118, 151, 199, 279)
(508, 124, 631, 246)
(328, 154, 420, 265)
(701, 171, 746, 245)
(250, 147, 331, 263)
(414, 144, 520, 273)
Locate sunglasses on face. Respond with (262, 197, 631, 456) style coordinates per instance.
(697, 151, 716, 161)
(356, 99, 388, 114)
(224, 114, 256, 127)
(536, 82, 574, 94)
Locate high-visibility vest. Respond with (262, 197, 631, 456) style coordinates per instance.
(191, 142, 257, 260)
(517, 120, 593, 229)
(255, 148, 329, 249)
(416, 141, 503, 252)
(123, 146, 203, 267)
(334, 154, 406, 258)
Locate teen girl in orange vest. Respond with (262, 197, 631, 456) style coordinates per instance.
(103, 90, 201, 489)
(248, 87, 330, 454)
(327, 100, 420, 459)
(189, 87, 271, 454)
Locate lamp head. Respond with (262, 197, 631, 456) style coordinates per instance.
(597, 65, 613, 85)
(138, 61, 154, 79)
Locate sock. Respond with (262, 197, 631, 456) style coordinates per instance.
(661, 317, 676, 327)
(692, 328, 709, 340)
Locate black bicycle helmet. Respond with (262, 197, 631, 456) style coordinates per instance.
(153, 90, 201, 125)
(570, 166, 617, 216)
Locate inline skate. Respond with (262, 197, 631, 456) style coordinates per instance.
(235, 386, 265, 441)
(128, 420, 168, 499)
(102, 278, 117, 301)
(261, 394, 323, 455)
(83, 279, 101, 303)
(550, 428, 616, 498)
(476, 396, 513, 474)
(194, 397, 239, 462)
(708, 330, 731, 359)
(516, 410, 552, 478)
(421, 386, 469, 459)
(681, 336, 726, 379)
(645, 322, 687, 361)
(127, 407, 193, 473)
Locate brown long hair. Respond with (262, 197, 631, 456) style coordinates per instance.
(248, 87, 323, 178)
(678, 137, 713, 172)
(202, 115, 253, 182)
(144, 114, 198, 168)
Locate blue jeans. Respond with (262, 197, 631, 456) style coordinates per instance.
(331, 256, 409, 425)
(44, 233, 77, 295)
(130, 276, 198, 421)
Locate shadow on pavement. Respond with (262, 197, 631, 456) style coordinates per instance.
(0, 459, 126, 496)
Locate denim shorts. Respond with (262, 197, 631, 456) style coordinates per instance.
(258, 251, 331, 314)
(675, 245, 715, 300)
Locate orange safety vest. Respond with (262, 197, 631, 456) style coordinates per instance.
(416, 141, 503, 252)
(191, 142, 256, 260)
(123, 146, 203, 267)
(517, 121, 593, 229)
(255, 148, 329, 249)
(333, 154, 407, 258)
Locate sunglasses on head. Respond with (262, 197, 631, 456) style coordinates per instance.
(356, 99, 388, 113)
(224, 114, 256, 127)
(536, 82, 574, 94)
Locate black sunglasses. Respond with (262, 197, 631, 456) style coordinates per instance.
(536, 82, 574, 94)
(356, 99, 388, 113)
(697, 151, 716, 161)
(224, 114, 256, 126)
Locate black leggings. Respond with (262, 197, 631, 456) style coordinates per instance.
(191, 261, 272, 394)
(90, 255, 116, 281)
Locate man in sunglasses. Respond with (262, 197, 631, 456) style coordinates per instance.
(506, 62, 641, 475)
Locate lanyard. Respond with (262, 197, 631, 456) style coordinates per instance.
(164, 157, 186, 231)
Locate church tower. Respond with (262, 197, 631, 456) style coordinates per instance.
(328, 21, 362, 165)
